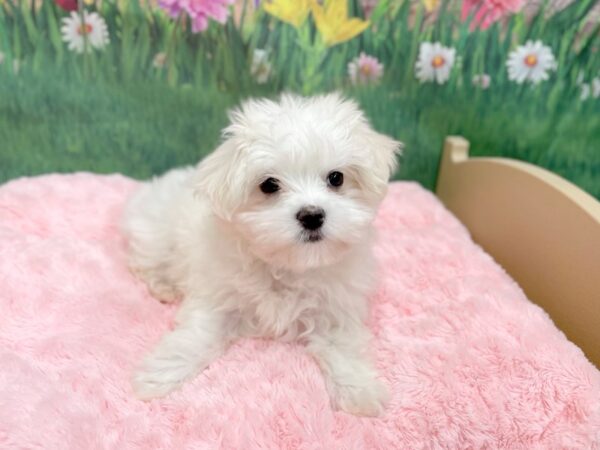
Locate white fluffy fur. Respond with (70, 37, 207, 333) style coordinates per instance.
(122, 93, 401, 416)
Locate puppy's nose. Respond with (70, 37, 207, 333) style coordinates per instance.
(296, 206, 325, 231)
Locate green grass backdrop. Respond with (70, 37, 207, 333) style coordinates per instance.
(0, 0, 598, 197)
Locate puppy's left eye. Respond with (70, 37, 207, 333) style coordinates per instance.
(327, 171, 344, 188)
(260, 177, 280, 194)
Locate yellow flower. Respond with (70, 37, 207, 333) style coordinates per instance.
(310, 0, 370, 47)
(263, 0, 311, 29)
(422, 0, 440, 12)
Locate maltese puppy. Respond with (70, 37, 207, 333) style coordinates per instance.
(122, 93, 401, 416)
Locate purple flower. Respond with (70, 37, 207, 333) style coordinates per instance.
(159, 0, 183, 17)
(158, 0, 235, 33)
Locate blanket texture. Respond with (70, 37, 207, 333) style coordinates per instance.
(0, 174, 599, 449)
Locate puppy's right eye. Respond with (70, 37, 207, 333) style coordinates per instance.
(259, 178, 280, 194)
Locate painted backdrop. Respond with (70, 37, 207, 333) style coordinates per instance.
(0, 0, 598, 197)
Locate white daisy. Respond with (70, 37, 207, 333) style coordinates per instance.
(61, 10, 109, 53)
(415, 42, 456, 84)
(472, 73, 491, 89)
(506, 40, 557, 84)
(250, 49, 272, 84)
(593, 78, 600, 98)
(153, 52, 167, 69)
(581, 83, 591, 101)
(0, 52, 21, 74)
(578, 74, 600, 101)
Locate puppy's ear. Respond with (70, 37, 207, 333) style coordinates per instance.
(194, 98, 277, 219)
(193, 138, 248, 220)
(368, 127, 402, 183)
(326, 94, 402, 199)
(356, 122, 403, 201)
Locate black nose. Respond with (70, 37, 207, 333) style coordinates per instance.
(296, 206, 325, 231)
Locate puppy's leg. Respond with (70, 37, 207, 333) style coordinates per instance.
(306, 324, 388, 417)
(123, 169, 192, 304)
(132, 304, 228, 399)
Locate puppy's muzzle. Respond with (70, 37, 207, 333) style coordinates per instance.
(296, 206, 325, 231)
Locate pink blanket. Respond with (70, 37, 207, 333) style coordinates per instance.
(1, 174, 598, 449)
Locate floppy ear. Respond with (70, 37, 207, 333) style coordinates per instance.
(193, 137, 248, 220)
(356, 122, 403, 201)
(325, 94, 402, 200)
(369, 127, 402, 184)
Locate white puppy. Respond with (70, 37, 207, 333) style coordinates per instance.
(122, 93, 401, 416)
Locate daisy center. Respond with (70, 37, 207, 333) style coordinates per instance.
(77, 23, 93, 35)
(524, 54, 538, 67)
(360, 64, 372, 76)
(431, 55, 445, 68)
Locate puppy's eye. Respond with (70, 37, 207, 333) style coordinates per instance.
(259, 177, 280, 194)
(327, 171, 344, 188)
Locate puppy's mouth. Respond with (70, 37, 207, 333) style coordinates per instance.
(301, 231, 323, 243)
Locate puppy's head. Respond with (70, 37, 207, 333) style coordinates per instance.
(194, 93, 401, 271)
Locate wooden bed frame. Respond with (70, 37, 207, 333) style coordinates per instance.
(436, 136, 600, 368)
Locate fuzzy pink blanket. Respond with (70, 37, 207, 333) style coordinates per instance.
(0, 174, 599, 449)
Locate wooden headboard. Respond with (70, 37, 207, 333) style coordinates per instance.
(436, 136, 600, 368)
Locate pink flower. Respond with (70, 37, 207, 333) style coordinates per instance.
(361, 0, 379, 18)
(54, 0, 78, 11)
(461, 0, 524, 30)
(158, 0, 235, 33)
(348, 52, 384, 85)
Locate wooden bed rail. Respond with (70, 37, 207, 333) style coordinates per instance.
(436, 136, 600, 368)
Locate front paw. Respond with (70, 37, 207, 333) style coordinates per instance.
(132, 353, 196, 400)
(330, 379, 388, 417)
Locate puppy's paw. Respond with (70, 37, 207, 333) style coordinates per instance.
(129, 265, 181, 304)
(330, 378, 388, 417)
(148, 282, 181, 304)
(132, 354, 196, 400)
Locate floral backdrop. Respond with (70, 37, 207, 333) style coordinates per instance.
(0, 0, 599, 197)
